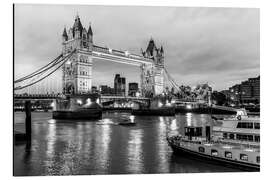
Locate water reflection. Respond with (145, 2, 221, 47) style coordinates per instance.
(14, 112, 242, 176)
(94, 122, 112, 173)
(127, 129, 143, 173)
(44, 119, 57, 174)
(156, 116, 169, 172)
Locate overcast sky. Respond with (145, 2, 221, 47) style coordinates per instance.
(14, 4, 259, 92)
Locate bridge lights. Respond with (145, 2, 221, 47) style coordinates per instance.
(186, 104, 192, 109)
(125, 51, 129, 57)
(86, 98, 92, 106)
(77, 99, 82, 105)
(108, 48, 112, 54)
(166, 100, 171, 107)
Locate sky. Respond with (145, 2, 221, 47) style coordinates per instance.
(14, 4, 260, 92)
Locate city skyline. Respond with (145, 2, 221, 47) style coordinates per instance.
(14, 4, 259, 92)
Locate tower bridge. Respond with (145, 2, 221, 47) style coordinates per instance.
(14, 15, 186, 103)
(61, 15, 164, 97)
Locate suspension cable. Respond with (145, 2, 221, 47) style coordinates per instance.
(164, 67, 181, 92)
(14, 50, 75, 90)
(14, 53, 63, 83)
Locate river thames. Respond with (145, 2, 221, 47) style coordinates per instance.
(14, 112, 243, 176)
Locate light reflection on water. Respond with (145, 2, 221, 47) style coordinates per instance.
(14, 112, 241, 176)
(127, 129, 143, 173)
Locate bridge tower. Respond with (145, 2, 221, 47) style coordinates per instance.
(141, 38, 164, 97)
(62, 15, 93, 95)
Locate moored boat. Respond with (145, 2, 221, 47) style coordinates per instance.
(167, 112, 260, 171)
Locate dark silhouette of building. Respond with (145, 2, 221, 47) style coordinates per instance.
(114, 74, 126, 96)
(128, 83, 139, 97)
(100, 85, 114, 95)
(91, 86, 98, 93)
(228, 76, 260, 104)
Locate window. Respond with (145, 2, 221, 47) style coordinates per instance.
(211, 149, 218, 156)
(255, 136, 260, 142)
(256, 156, 260, 163)
(237, 134, 248, 141)
(198, 147, 205, 153)
(254, 123, 260, 129)
(229, 134, 235, 139)
(237, 122, 254, 129)
(223, 133, 228, 139)
(225, 151, 232, 159)
(240, 154, 248, 161)
(247, 135, 254, 141)
(247, 123, 253, 129)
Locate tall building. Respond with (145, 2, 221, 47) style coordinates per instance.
(128, 83, 139, 97)
(228, 76, 260, 104)
(114, 74, 126, 96)
(62, 15, 93, 94)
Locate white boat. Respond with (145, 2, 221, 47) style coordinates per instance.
(167, 111, 260, 171)
(212, 108, 259, 121)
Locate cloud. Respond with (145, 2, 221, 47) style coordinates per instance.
(14, 5, 259, 92)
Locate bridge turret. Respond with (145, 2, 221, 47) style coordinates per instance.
(141, 38, 165, 97)
(62, 27, 68, 42)
(87, 22, 93, 44)
(73, 14, 83, 39)
(62, 15, 93, 95)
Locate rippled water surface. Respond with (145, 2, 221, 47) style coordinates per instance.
(14, 112, 242, 176)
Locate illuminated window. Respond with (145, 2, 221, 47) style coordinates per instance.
(240, 154, 248, 161)
(211, 149, 218, 156)
(225, 151, 232, 158)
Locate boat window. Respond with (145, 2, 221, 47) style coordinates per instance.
(237, 134, 248, 141)
(240, 154, 248, 161)
(257, 156, 260, 163)
(198, 147, 205, 153)
(247, 123, 253, 129)
(211, 149, 218, 156)
(223, 133, 227, 139)
(247, 135, 253, 141)
(225, 151, 232, 159)
(229, 134, 234, 139)
(255, 136, 260, 142)
(254, 123, 260, 129)
(237, 122, 254, 129)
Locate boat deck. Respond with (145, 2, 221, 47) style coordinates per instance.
(170, 136, 260, 153)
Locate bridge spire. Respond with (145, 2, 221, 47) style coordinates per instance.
(62, 27, 68, 41)
(87, 22, 93, 36)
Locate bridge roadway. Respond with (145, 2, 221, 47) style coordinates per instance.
(14, 94, 150, 101)
(91, 45, 153, 66)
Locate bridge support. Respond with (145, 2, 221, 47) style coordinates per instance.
(25, 101, 32, 141)
(141, 39, 164, 97)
